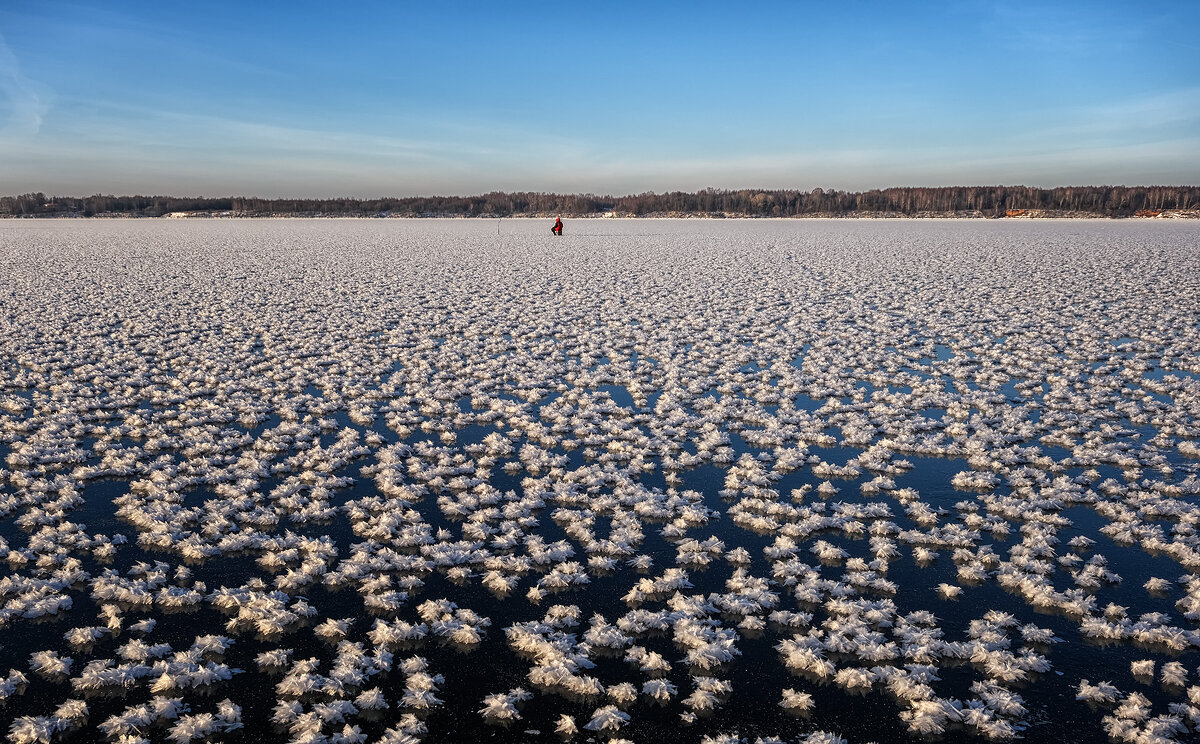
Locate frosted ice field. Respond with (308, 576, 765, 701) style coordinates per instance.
(0, 217, 1199, 744)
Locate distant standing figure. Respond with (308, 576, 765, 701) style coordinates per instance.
(552, 217, 563, 236)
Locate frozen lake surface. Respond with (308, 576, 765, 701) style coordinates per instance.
(1, 218, 1199, 744)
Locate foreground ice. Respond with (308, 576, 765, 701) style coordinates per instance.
(0, 218, 1198, 743)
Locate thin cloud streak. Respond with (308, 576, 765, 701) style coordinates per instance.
(0, 31, 49, 136)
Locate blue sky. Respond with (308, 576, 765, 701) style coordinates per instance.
(1, 1, 1197, 197)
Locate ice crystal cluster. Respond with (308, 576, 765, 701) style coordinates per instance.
(0, 218, 1198, 744)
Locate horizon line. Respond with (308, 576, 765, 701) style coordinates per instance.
(7, 183, 1200, 201)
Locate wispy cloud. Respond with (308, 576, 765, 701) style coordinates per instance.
(1045, 88, 1200, 140)
(979, 1, 1134, 56)
(45, 91, 582, 163)
(0, 95, 602, 196)
(0, 31, 49, 136)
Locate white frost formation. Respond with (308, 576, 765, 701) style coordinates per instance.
(0, 219, 1198, 743)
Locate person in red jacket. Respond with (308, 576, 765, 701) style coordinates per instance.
(552, 217, 563, 236)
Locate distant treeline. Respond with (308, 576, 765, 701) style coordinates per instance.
(3, 185, 1198, 218)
